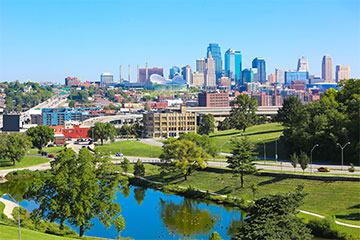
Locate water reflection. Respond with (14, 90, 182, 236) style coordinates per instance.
(0, 178, 34, 202)
(159, 198, 219, 238)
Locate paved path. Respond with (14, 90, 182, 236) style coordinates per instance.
(299, 210, 360, 229)
(0, 162, 51, 177)
(0, 197, 18, 220)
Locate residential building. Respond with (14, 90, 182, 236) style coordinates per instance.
(207, 43, 222, 79)
(65, 76, 81, 86)
(196, 58, 206, 73)
(41, 107, 101, 126)
(100, 73, 114, 86)
(322, 55, 333, 83)
(198, 92, 229, 107)
(143, 106, 197, 138)
(252, 58, 266, 84)
(181, 65, 193, 85)
(335, 65, 350, 82)
(169, 66, 181, 79)
(284, 71, 309, 85)
(275, 68, 286, 84)
(191, 71, 205, 88)
(224, 48, 242, 84)
(297, 56, 309, 72)
(205, 51, 216, 88)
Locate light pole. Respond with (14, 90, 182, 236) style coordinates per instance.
(258, 139, 266, 164)
(4, 194, 21, 240)
(337, 142, 350, 171)
(310, 144, 319, 174)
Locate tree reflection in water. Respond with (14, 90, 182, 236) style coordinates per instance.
(159, 198, 219, 238)
(133, 187, 146, 206)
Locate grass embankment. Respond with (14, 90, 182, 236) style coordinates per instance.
(210, 123, 287, 158)
(0, 156, 49, 170)
(29, 146, 64, 155)
(119, 163, 360, 237)
(97, 140, 162, 158)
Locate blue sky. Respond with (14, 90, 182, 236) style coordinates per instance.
(0, 0, 359, 83)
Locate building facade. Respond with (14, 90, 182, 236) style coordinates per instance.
(205, 52, 216, 88)
(335, 65, 350, 82)
(169, 66, 180, 79)
(143, 106, 197, 138)
(207, 43, 222, 79)
(138, 66, 164, 83)
(218, 77, 231, 91)
(241, 68, 255, 84)
(297, 56, 309, 72)
(198, 92, 229, 107)
(191, 71, 205, 88)
(196, 58, 206, 73)
(65, 77, 81, 86)
(252, 57, 266, 84)
(41, 107, 101, 126)
(275, 68, 286, 84)
(100, 73, 114, 86)
(322, 55, 333, 83)
(224, 48, 242, 84)
(181, 65, 193, 85)
(268, 73, 276, 83)
(284, 71, 309, 85)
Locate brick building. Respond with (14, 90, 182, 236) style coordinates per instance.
(198, 92, 229, 107)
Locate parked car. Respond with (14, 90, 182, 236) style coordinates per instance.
(116, 153, 124, 158)
(318, 167, 331, 172)
(136, 138, 141, 141)
(47, 144, 55, 147)
(48, 154, 55, 158)
(41, 151, 48, 156)
(74, 141, 80, 145)
(66, 137, 72, 141)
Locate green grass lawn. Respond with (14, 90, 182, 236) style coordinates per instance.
(97, 140, 163, 158)
(0, 156, 49, 170)
(137, 164, 360, 230)
(29, 146, 64, 155)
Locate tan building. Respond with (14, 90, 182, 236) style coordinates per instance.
(191, 71, 205, 87)
(268, 73, 276, 83)
(322, 55, 333, 83)
(143, 106, 197, 138)
(336, 65, 350, 82)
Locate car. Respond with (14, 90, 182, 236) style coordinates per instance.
(47, 144, 55, 147)
(136, 138, 141, 141)
(66, 137, 72, 141)
(116, 153, 124, 158)
(41, 151, 48, 156)
(318, 167, 331, 172)
(48, 154, 55, 158)
(74, 141, 80, 145)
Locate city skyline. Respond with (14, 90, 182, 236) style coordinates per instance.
(0, 0, 359, 82)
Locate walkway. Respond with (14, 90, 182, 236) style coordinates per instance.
(0, 197, 18, 220)
(299, 210, 360, 229)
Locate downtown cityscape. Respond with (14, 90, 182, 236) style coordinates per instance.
(0, 0, 359, 240)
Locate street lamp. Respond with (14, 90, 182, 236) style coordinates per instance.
(310, 144, 319, 174)
(337, 142, 350, 171)
(4, 193, 21, 240)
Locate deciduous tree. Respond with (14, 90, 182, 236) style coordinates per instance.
(88, 122, 116, 145)
(198, 114, 215, 135)
(26, 125, 55, 151)
(134, 159, 145, 177)
(229, 94, 257, 132)
(0, 133, 31, 166)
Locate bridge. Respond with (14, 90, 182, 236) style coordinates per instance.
(81, 114, 143, 127)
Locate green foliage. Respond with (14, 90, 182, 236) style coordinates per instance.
(279, 79, 360, 164)
(68, 100, 75, 107)
(121, 157, 130, 173)
(68, 90, 89, 103)
(209, 232, 223, 240)
(290, 153, 299, 172)
(348, 163, 355, 172)
(134, 159, 145, 177)
(160, 138, 208, 180)
(307, 217, 349, 240)
(0, 133, 31, 166)
(299, 151, 309, 174)
(217, 117, 231, 131)
(144, 103, 151, 111)
(178, 132, 218, 157)
(198, 114, 215, 135)
(26, 125, 55, 150)
(229, 94, 258, 132)
(118, 123, 142, 138)
(88, 122, 116, 145)
(113, 214, 126, 240)
(249, 182, 258, 200)
(226, 137, 257, 188)
(25, 148, 122, 237)
(233, 186, 312, 240)
(133, 187, 146, 206)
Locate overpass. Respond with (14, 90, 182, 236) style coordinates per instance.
(81, 114, 143, 127)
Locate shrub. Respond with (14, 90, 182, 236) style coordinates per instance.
(307, 217, 348, 240)
(134, 159, 145, 177)
(348, 163, 355, 173)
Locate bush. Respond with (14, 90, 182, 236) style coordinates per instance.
(134, 159, 145, 177)
(307, 217, 348, 240)
(6, 169, 52, 179)
(348, 163, 355, 173)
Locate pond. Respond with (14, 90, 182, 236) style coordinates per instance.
(1, 179, 244, 240)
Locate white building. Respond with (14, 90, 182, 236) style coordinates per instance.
(275, 68, 286, 84)
(297, 56, 309, 72)
(100, 72, 114, 86)
(322, 55, 333, 83)
(335, 65, 350, 82)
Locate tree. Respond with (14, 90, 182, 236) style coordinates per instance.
(209, 232, 223, 240)
(133, 187, 146, 206)
(160, 139, 208, 180)
(68, 100, 75, 107)
(134, 159, 145, 177)
(218, 117, 231, 131)
(25, 148, 121, 237)
(113, 215, 125, 240)
(26, 125, 55, 151)
(198, 114, 215, 135)
(299, 151, 309, 174)
(144, 103, 151, 112)
(290, 153, 299, 172)
(178, 132, 218, 157)
(121, 157, 130, 173)
(226, 137, 257, 188)
(88, 122, 116, 145)
(0, 133, 31, 166)
(119, 124, 131, 139)
(229, 94, 258, 132)
(234, 186, 312, 240)
(276, 96, 304, 127)
(250, 182, 258, 200)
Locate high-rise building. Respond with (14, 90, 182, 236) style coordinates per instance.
(297, 56, 309, 72)
(191, 71, 205, 88)
(275, 68, 286, 84)
(207, 43, 222, 80)
(224, 48, 242, 84)
(241, 68, 255, 84)
(284, 71, 309, 85)
(181, 65, 193, 85)
(100, 73, 114, 86)
(252, 58, 266, 84)
(138, 66, 164, 82)
(268, 73, 276, 83)
(322, 55, 333, 83)
(198, 92, 229, 107)
(169, 66, 180, 79)
(204, 52, 216, 88)
(336, 65, 350, 82)
(196, 58, 206, 73)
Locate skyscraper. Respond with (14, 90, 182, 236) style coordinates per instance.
(205, 51, 216, 88)
(181, 65, 193, 85)
(336, 65, 350, 82)
(275, 68, 286, 84)
(191, 71, 204, 88)
(100, 73, 114, 86)
(196, 58, 206, 73)
(252, 57, 266, 84)
(224, 48, 242, 85)
(169, 66, 180, 79)
(322, 55, 333, 83)
(297, 56, 309, 72)
(207, 43, 222, 80)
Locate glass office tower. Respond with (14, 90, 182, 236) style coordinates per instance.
(207, 43, 222, 80)
(252, 57, 266, 84)
(225, 48, 242, 85)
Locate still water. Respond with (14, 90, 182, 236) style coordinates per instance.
(4, 181, 243, 240)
